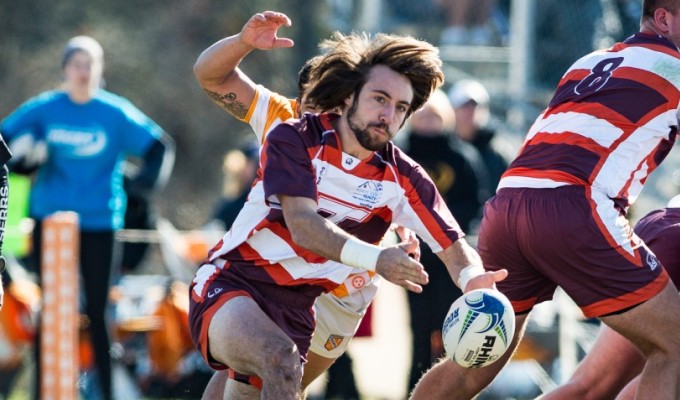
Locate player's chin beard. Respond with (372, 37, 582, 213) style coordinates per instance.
(347, 102, 390, 152)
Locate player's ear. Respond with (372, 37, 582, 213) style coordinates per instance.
(654, 8, 672, 33)
(344, 93, 354, 108)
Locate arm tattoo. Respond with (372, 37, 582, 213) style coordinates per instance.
(204, 89, 249, 119)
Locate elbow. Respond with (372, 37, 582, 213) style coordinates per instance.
(193, 60, 206, 84)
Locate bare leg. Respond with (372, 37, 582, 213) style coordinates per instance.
(410, 312, 530, 400)
(600, 282, 680, 400)
(301, 351, 336, 389)
(208, 296, 304, 400)
(202, 371, 227, 400)
(616, 376, 640, 400)
(202, 350, 336, 399)
(539, 324, 644, 400)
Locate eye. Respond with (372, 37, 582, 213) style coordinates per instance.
(374, 96, 386, 104)
(396, 104, 409, 113)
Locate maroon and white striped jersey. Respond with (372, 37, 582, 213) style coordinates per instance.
(207, 112, 463, 292)
(500, 33, 680, 210)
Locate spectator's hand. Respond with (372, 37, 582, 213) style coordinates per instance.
(241, 11, 294, 50)
(375, 246, 429, 293)
(464, 268, 508, 292)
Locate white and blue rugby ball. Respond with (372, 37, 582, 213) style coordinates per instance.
(442, 288, 515, 368)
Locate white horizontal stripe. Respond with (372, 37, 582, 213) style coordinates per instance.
(498, 176, 569, 189)
(592, 111, 675, 201)
(210, 182, 269, 260)
(530, 111, 623, 147)
(246, 227, 353, 284)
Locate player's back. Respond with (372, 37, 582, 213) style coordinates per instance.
(500, 33, 680, 208)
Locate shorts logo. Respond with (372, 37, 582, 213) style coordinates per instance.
(351, 275, 366, 289)
(207, 287, 223, 299)
(324, 335, 345, 351)
(646, 252, 659, 271)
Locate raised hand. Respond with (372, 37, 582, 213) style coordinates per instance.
(240, 11, 295, 50)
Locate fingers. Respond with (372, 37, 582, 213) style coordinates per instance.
(404, 258, 428, 285)
(273, 38, 295, 49)
(245, 12, 295, 49)
(250, 11, 291, 29)
(399, 240, 419, 257)
(464, 269, 508, 292)
(260, 11, 291, 26)
(401, 280, 423, 293)
(492, 269, 508, 283)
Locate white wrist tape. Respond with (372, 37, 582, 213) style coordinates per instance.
(340, 236, 382, 271)
(458, 264, 485, 291)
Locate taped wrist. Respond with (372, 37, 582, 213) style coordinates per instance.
(458, 264, 485, 291)
(340, 236, 381, 271)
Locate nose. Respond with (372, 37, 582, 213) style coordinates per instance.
(380, 104, 397, 124)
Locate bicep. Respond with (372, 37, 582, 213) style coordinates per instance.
(279, 195, 318, 221)
(201, 69, 257, 120)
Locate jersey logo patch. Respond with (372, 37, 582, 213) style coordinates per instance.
(351, 275, 366, 289)
(646, 252, 659, 271)
(324, 335, 345, 351)
(352, 181, 383, 208)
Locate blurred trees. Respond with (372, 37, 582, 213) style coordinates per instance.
(0, 0, 330, 228)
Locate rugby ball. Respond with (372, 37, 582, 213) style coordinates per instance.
(442, 288, 515, 368)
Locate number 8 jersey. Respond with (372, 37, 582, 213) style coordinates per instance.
(500, 32, 680, 210)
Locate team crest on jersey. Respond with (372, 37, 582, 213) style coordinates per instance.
(646, 252, 659, 271)
(324, 335, 345, 351)
(352, 181, 383, 208)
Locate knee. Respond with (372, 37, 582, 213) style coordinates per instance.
(260, 340, 303, 384)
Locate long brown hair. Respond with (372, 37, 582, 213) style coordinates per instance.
(306, 32, 444, 118)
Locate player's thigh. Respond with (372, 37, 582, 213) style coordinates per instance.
(601, 281, 680, 356)
(208, 295, 298, 375)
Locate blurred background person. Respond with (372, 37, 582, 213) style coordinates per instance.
(448, 79, 514, 195)
(534, 0, 602, 90)
(402, 88, 489, 393)
(205, 138, 259, 232)
(435, 0, 508, 45)
(0, 35, 174, 400)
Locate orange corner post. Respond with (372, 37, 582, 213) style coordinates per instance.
(40, 211, 79, 400)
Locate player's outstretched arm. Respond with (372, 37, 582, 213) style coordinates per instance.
(436, 239, 507, 292)
(280, 195, 429, 293)
(193, 11, 294, 119)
